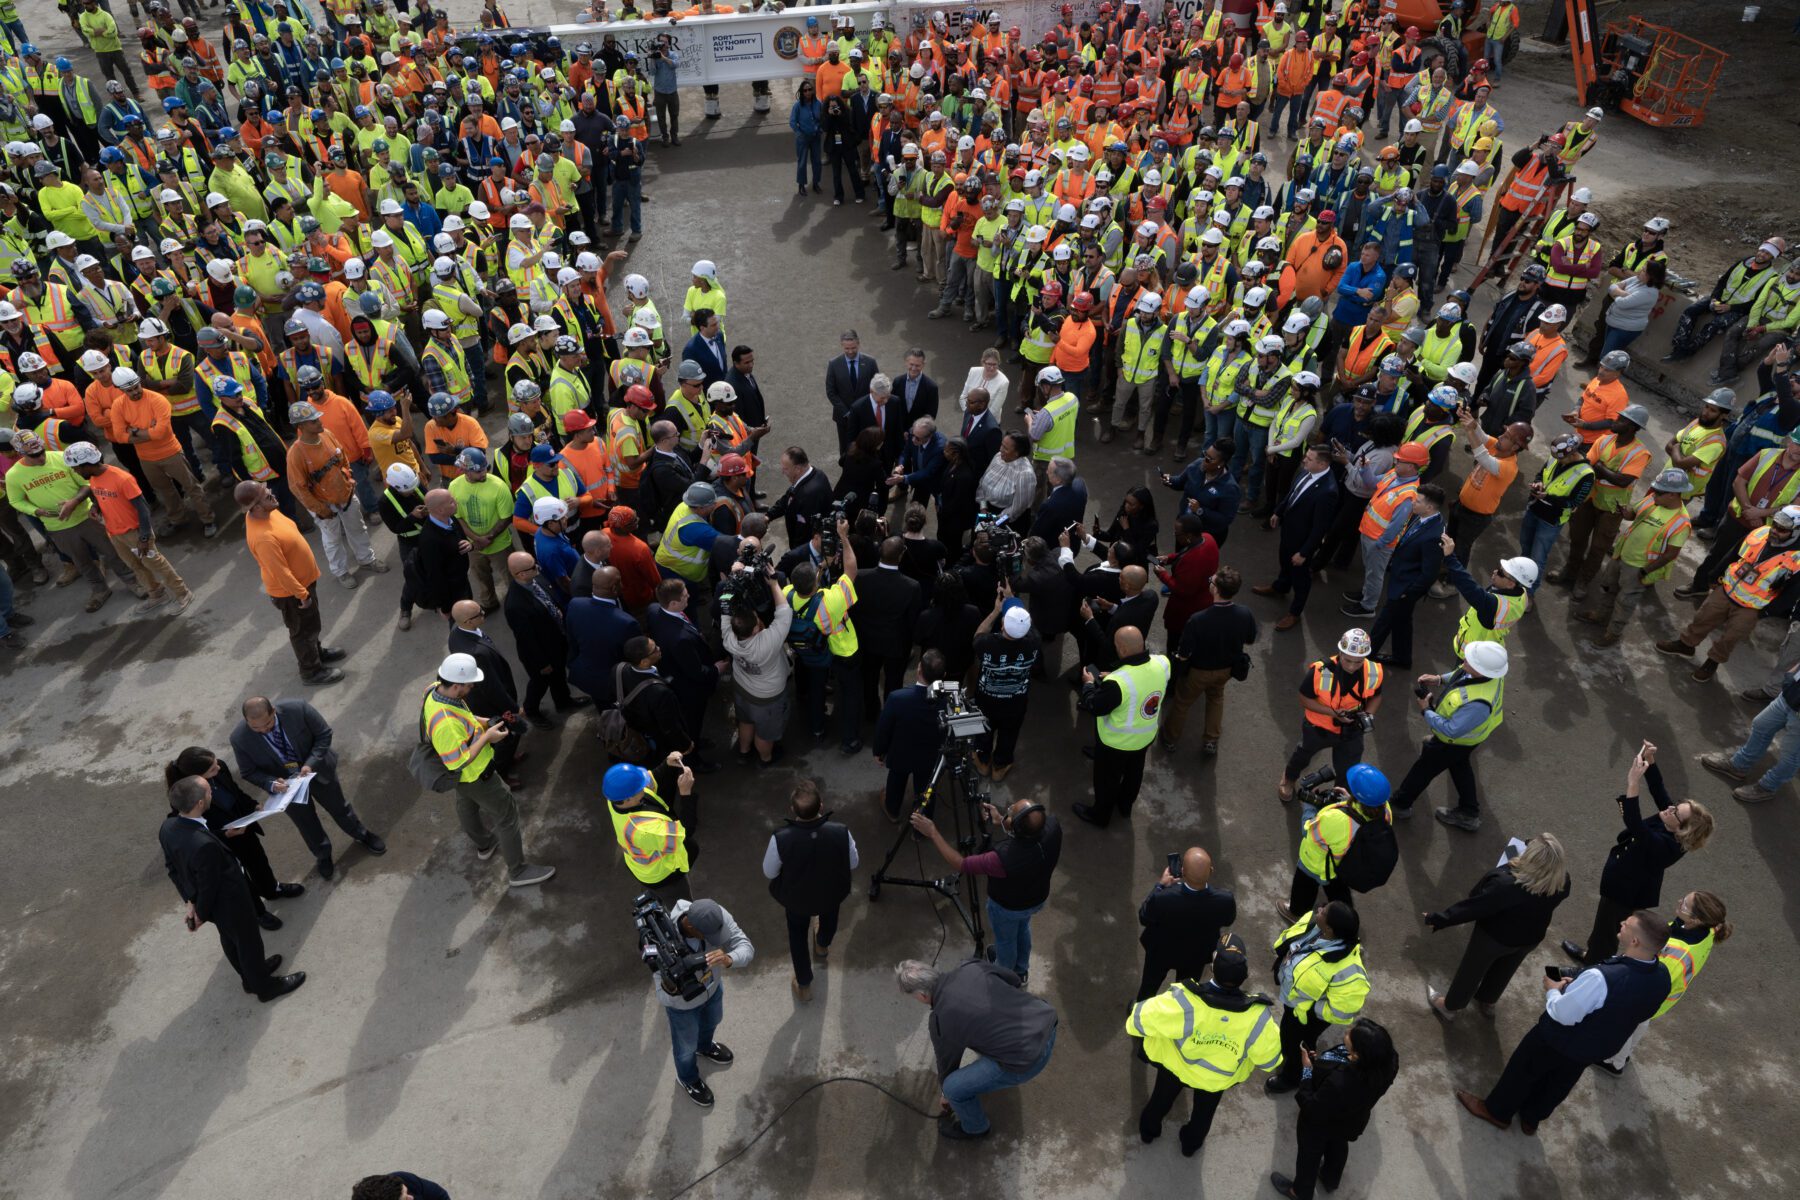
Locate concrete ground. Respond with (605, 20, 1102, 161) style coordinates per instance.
(4, 9, 1798, 1200)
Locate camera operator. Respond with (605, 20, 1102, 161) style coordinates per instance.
(656, 896, 754, 1109)
(785, 514, 862, 754)
(970, 591, 1039, 781)
(1279, 628, 1385, 817)
(912, 796, 1063, 985)
(606, 755, 698, 899)
(722, 549, 792, 764)
(874, 650, 948, 822)
(1280, 764, 1395, 922)
(763, 779, 857, 1002)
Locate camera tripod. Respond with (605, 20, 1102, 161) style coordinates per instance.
(868, 734, 992, 957)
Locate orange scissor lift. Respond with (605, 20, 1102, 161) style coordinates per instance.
(1566, 1, 1728, 129)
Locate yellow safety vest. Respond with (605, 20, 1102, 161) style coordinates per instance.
(1125, 982, 1282, 1092)
(1433, 675, 1505, 745)
(609, 788, 689, 884)
(141, 343, 198, 416)
(423, 686, 493, 783)
(422, 339, 472, 407)
(1032, 391, 1079, 462)
(1097, 655, 1170, 750)
(210, 402, 277, 481)
(1453, 590, 1529, 656)
(654, 501, 710, 581)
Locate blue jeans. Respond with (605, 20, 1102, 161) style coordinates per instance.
(350, 458, 380, 516)
(1062, 363, 1089, 405)
(987, 898, 1045, 978)
(1600, 326, 1642, 360)
(1484, 35, 1506, 80)
(610, 179, 642, 235)
(1518, 512, 1563, 593)
(665, 986, 726, 1086)
(1266, 92, 1303, 137)
(1733, 695, 1800, 790)
(1230, 417, 1270, 505)
(1203, 405, 1233, 451)
(942, 1025, 1056, 1134)
(795, 134, 822, 187)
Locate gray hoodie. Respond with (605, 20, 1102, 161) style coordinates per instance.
(655, 898, 756, 1011)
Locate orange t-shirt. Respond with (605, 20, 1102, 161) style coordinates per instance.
(86, 465, 148, 536)
(560, 437, 615, 514)
(109, 388, 182, 463)
(1576, 376, 1628, 444)
(944, 193, 979, 258)
(317, 390, 373, 463)
(245, 508, 321, 599)
(425, 413, 489, 481)
(1458, 437, 1521, 516)
(85, 379, 129, 437)
(287, 432, 356, 513)
(816, 60, 853, 99)
(1052, 316, 1097, 372)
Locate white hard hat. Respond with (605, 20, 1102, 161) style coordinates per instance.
(1225, 319, 1252, 337)
(432, 255, 456, 276)
(438, 652, 484, 684)
(0, 301, 18, 321)
(1404, 118, 1423, 134)
(78, 348, 110, 372)
(576, 252, 601, 272)
(1497, 557, 1539, 589)
(625, 273, 649, 298)
(1448, 361, 1479, 386)
(1052, 244, 1073, 261)
(1462, 640, 1509, 679)
(1539, 304, 1568, 323)
(1144, 168, 1163, 186)
(532, 496, 569, 524)
(205, 258, 234, 281)
(205, 191, 230, 209)
(1338, 628, 1372, 657)
(1245, 286, 1271, 308)
(622, 326, 652, 348)
(422, 309, 450, 329)
(1037, 366, 1064, 384)
(43, 231, 74, 249)
(1256, 334, 1284, 354)
(74, 253, 100, 272)
(691, 259, 716, 278)
(957, 134, 975, 151)
(442, 214, 465, 232)
(1002, 607, 1033, 638)
(707, 380, 738, 404)
(432, 233, 455, 254)
(1283, 313, 1312, 334)
(385, 463, 419, 491)
(557, 267, 580, 286)
(508, 213, 532, 231)
(370, 230, 394, 248)
(1571, 187, 1593, 204)
(1136, 292, 1161, 314)
(1184, 287, 1209, 310)
(137, 317, 168, 339)
(1055, 203, 1078, 223)
(1293, 370, 1321, 388)
(63, 441, 104, 467)
(378, 197, 403, 215)
(112, 366, 141, 388)
(344, 257, 366, 279)
(1136, 220, 1158, 238)
(1201, 229, 1224, 245)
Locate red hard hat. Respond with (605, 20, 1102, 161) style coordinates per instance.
(1332, 72, 1349, 88)
(1148, 194, 1167, 211)
(1099, 2, 1113, 13)
(716, 453, 749, 477)
(1229, 52, 1244, 69)
(1405, 25, 1420, 39)
(1351, 51, 1369, 67)
(1011, 25, 1021, 37)
(1025, 48, 1041, 63)
(1105, 43, 1119, 57)
(1070, 291, 1095, 313)
(624, 384, 657, 410)
(1040, 281, 1064, 305)
(1061, 3, 1073, 14)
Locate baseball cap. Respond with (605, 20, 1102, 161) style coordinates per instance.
(1002, 607, 1032, 638)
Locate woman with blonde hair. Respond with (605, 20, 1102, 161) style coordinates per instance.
(1562, 741, 1714, 967)
(957, 347, 1010, 412)
(1423, 832, 1573, 1020)
(1603, 890, 1732, 1073)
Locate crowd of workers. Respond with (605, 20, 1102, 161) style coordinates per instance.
(0, 0, 1776, 1195)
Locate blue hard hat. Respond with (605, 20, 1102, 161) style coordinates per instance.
(512, 67, 528, 81)
(365, 390, 396, 412)
(119, 114, 142, 127)
(1428, 384, 1460, 409)
(528, 444, 557, 464)
(488, 155, 506, 167)
(353, 104, 371, 118)
(806, 15, 818, 26)
(464, 56, 479, 69)
(311, 108, 326, 121)
(457, 447, 489, 471)
(54, 56, 71, 72)
(1345, 764, 1390, 808)
(212, 377, 244, 399)
(215, 125, 237, 142)
(98, 147, 124, 165)
(510, 42, 528, 56)
(18, 43, 35, 56)
(330, 57, 345, 70)
(602, 763, 652, 801)
(163, 96, 186, 111)
(545, 37, 561, 49)
(427, 392, 457, 417)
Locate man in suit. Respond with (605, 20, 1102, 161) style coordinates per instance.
(1368, 482, 1448, 668)
(1017, 535, 1076, 675)
(566, 565, 642, 704)
(888, 417, 947, 511)
(725, 345, 769, 453)
(956, 387, 1004, 473)
(569, 530, 612, 605)
(767, 446, 834, 548)
(762, 777, 858, 1002)
(1254, 446, 1340, 631)
(416, 488, 474, 623)
(161, 776, 306, 1002)
(1028, 457, 1088, 543)
(897, 347, 941, 425)
(825, 330, 877, 456)
(850, 373, 909, 472)
(873, 650, 948, 821)
(503, 551, 591, 728)
(230, 695, 386, 879)
(1076, 563, 1160, 669)
(1136, 846, 1238, 1001)
(639, 421, 704, 531)
(449, 599, 525, 786)
(645, 577, 722, 764)
(618, 634, 703, 763)
(856, 537, 923, 715)
(681, 309, 731, 387)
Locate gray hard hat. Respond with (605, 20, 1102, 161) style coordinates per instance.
(1650, 468, 1691, 494)
(676, 358, 706, 382)
(682, 482, 716, 508)
(1599, 349, 1631, 371)
(1618, 403, 1649, 427)
(1703, 387, 1736, 411)
(287, 401, 320, 423)
(507, 412, 535, 436)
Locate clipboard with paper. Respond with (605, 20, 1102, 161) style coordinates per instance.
(224, 774, 315, 831)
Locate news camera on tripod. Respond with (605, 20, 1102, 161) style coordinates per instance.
(635, 893, 756, 1110)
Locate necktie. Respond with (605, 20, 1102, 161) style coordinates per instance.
(531, 580, 564, 628)
(963, 415, 975, 438)
(848, 356, 858, 385)
(266, 721, 299, 771)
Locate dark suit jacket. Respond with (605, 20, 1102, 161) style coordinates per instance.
(229, 699, 337, 793)
(1106, 590, 1161, 642)
(849, 393, 908, 466)
(953, 409, 1003, 473)
(897, 373, 940, 424)
(1276, 471, 1340, 563)
(1384, 511, 1446, 598)
(640, 449, 700, 530)
(826, 352, 879, 427)
(1018, 560, 1075, 639)
(873, 683, 938, 774)
(1138, 881, 1238, 978)
(569, 557, 608, 606)
(645, 603, 719, 706)
(160, 814, 258, 926)
(618, 664, 693, 751)
(847, 89, 880, 140)
(416, 519, 474, 613)
(503, 578, 569, 675)
(768, 466, 834, 547)
(565, 596, 641, 702)
(681, 332, 731, 386)
(1028, 478, 1090, 543)
(854, 565, 922, 658)
(448, 626, 520, 714)
(725, 366, 766, 429)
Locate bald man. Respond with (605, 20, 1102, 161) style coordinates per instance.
(571, 528, 614, 600)
(567, 563, 642, 703)
(1073, 626, 1172, 829)
(503, 550, 592, 726)
(1135, 846, 1239, 1000)
(416, 488, 475, 620)
(1079, 563, 1161, 668)
(449, 596, 525, 783)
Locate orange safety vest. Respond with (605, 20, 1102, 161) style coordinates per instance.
(1312, 88, 1348, 128)
(1342, 326, 1392, 377)
(1303, 657, 1386, 731)
(1724, 526, 1800, 610)
(1526, 329, 1567, 389)
(1500, 157, 1552, 215)
(1358, 470, 1419, 539)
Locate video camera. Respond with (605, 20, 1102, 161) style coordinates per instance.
(716, 540, 776, 619)
(1294, 765, 1343, 805)
(974, 513, 1021, 578)
(929, 679, 991, 744)
(634, 893, 713, 1001)
(820, 498, 848, 561)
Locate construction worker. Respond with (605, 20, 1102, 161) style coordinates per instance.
(1126, 933, 1283, 1156)
(1343, 440, 1426, 618)
(1282, 763, 1392, 920)
(1676, 428, 1800, 598)
(1072, 624, 1170, 829)
(1518, 433, 1596, 591)
(1558, 403, 1652, 598)
(423, 652, 555, 888)
(1713, 259, 1800, 385)
(1279, 627, 1384, 812)
(1388, 639, 1509, 832)
(1656, 505, 1800, 683)
(1264, 901, 1369, 1095)
(1577, 468, 1693, 647)
(1106, 290, 1168, 450)
(1665, 238, 1782, 363)
(1541, 211, 1604, 317)
(655, 481, 723, 589)
(1660, 390, 1731, 499)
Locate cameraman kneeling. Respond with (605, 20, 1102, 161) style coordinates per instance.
(657, 898, 756, 1109)
(913, 797, 1062, 985)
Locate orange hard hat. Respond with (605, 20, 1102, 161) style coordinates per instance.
(1070, 291, 1095, 313)
(1393, 441, 1430, 466)
(624, 384, 657, 410)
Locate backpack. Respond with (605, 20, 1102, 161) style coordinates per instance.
(408, 697, 460, 794)
(784, 590, 832, 667)
(1332, 808, 1399, 894)
(597, 661, 657, 764)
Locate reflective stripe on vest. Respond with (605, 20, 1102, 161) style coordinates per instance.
(1359, 471, 1418, 539)
(1097, 655, 1170, 750)
(1435, 676, 1504, 745)
(210, 403, 277, 480)
(1033, 392, 1079, 461)
(1454, 590, 1529, 656)
(654, 502, 709, 580)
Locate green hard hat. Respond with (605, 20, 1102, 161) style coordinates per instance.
(234, 284, 258, 307)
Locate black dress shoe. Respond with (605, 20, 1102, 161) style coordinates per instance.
(319, 646, 348, 664)
(359, 831, 387, 855)
(1264, 1075, 1299, 1095)
(1072, 802, 1109, 828)
(316, 857, 335, 880)
(272, 882, 306, 899)
(264, 955, 282, 974)
(258, 972, 306, 1002)
(1559, 939, 1589, 964)
(258, 910, 284, 931)
(1269, 1172, 1301, 1197)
